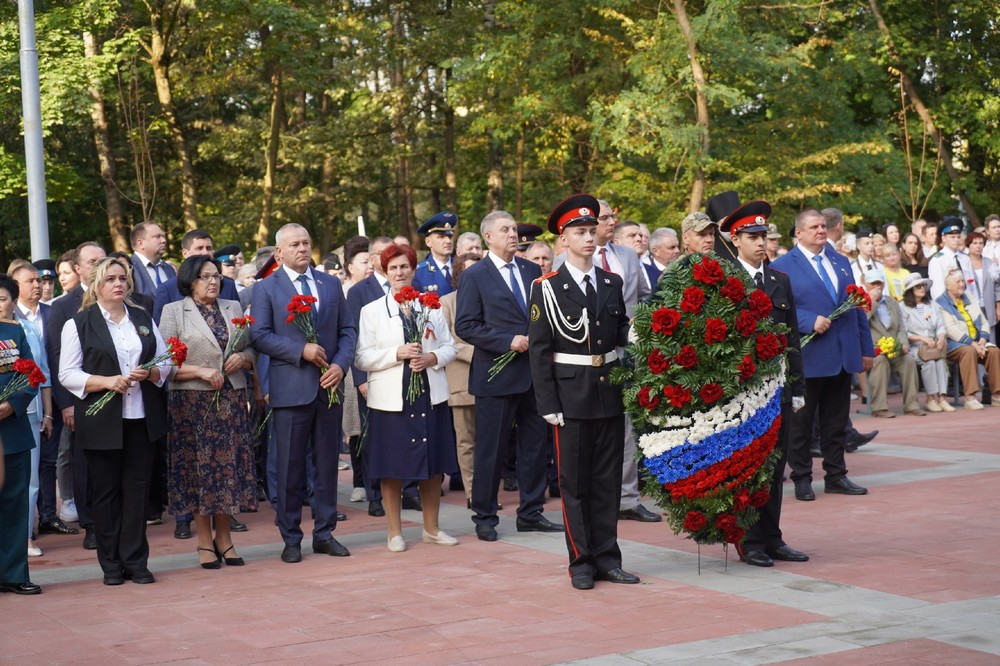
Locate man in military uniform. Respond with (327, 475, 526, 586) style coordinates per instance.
(413, 211, 456, 295)
(928, 217, 975, 301)
(528, 194, 637, 590)
(711, 192, 810, 568)
(515, 223, 544, 257)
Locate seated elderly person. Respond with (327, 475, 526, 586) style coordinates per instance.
(936, 268, 1000, 409)
(899, 273, 953, 412)
(864, 268, 925, 417)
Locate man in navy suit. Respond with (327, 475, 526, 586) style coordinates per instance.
(771, 209, 874, 501)
(250, 223, 357, 563)
(129, 222, 176, 299)
(456, 210, 564, 541)
(152, 230, 239, 322)
(413, 212, 456, 295)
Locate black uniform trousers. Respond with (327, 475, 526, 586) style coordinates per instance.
(742, 402, 790, 553)
(0, 449, 30, 584)
(84, 419, 155, 576)
(555, 414, 625, 577)
(471, 389, 547, 527)
(71, 430, 94, 529)
(36, 420, 60, 522)
(788, 371, 851, 483)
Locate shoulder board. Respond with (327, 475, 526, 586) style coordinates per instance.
(932, 251, 944, 258)
(768, 266, 788, 277)
(416, 260, 429, 268)
(0, 318, 21, 325)
(533, 271, 559, 284)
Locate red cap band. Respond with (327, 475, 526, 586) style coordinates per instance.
(729, 214, 768, 234)
(556, 207, 595, 234)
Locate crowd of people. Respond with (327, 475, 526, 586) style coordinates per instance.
(1, 200, 998, 595)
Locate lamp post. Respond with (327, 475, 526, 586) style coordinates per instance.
(19, 0, 50, 261)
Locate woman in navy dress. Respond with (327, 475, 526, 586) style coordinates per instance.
(355, 244, 458, 552)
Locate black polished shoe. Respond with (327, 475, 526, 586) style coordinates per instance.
(502, 478, 519, 492)
(174, 520, 192, 539)
(571, 573, 595, 590)
(825, 477, 868, 495)
(313, 537, 351, 557)
(596, 567, 641, 584)
(336, 511, 348, 522)
(280, 544, 302, 563)
(794, 479, 815, 501)
(515, 515, 565, 532)
(0, 581, 43, 595)
(618, 504, 662, 522)
(401, 496, 423, 511)
(38, 518, 79, 535)
(845, 430, 878, 453)
(82, 526, 97, 550)
(740, 549, 774, 567)
(767, 544, 809, 562)
(368, 500, 385, 517)
(126, 569, 155, 584)
(102, 572, 125, 586)
(548, 485, 561, 498)
(475, 525, 498, 542)
(229, 517, 248, 532)
(810, 446, 823, 458)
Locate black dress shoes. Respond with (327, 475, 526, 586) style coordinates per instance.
(313, 537, 351, 557)
(845, 430, 878, 453)
(401, 496, 423, 511)
(174, 520, 192, 539)
(0, 581, 42, 595)
(810, 446, 822, 458)
(515, 515, 565, 532)
(475, 525, 498, 541)
(825, 477, 868, 495)
(229, 517, 248, 532)
(82, 526, 97, 550)
(38, 518, 79, 535)
(571, 573, 595, 590)
(618, 504, 662, 522)
(368, 500, 385, 517)
(280, 544, 302, 563)
(336, 511, 348, 522)
(794, 479, 815, 501)
(503, 478, 519, 492)
(767, 544, 809, 562)
(596, 567, 641, 584)
(740, 549, 774, 567)
(126, 569, 155, 584)
(103, 572, 125, 586)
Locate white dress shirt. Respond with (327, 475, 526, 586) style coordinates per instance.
(563, 260, 598, 299)
(139, 253, 167, 286)
(487, 251, 527, 303)
(797, 244, 839, 293)
(282, 264, 320, 312)
(594, 245, 623, 275)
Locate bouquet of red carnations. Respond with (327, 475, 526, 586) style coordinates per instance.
(86, 337, 187, 416)
(286, 294, 339, 406)
(394, 286, 442, 404)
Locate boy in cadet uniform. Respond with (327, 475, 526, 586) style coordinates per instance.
(528, 194, 638, 591)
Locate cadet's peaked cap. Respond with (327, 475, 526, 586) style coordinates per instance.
(417, 211, 457, 236)
(517, 223, 544, 248)
(720, 201, 772, 235)
(547, 194, 599, 235)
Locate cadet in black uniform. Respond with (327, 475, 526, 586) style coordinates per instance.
(528, 194, 638, 590)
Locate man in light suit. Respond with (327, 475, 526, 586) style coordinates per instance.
(456, 210, 564, 541)
(250, 223, 357, 563)
(130, 222, 176, 299)
(771, 209, 874, 501)
(553, 199, 658, 522)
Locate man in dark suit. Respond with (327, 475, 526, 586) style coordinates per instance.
(529, 194, 637, 590)
(771, 209, 874, 500)
(152, 230, 239, 323)
(710, 192, 809, 568)
(413, 212, 457, 295)
(456, 210, 564, 541)
(250, 223, 357, 563)
(129, 221, 176, 299)
(45, 241, 106, 550)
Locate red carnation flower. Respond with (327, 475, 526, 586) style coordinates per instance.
(704, 318, 727, 345)
(756, 332, 781, 361)
(692, 256, 725, 286)
(777, 333, 788, 353)
(720, 276, 746, 304)
(637, 386, 660, 410)
(738, 354, 756, 382)
(680, 286, 706, 314)
(699, 383, 724, 404)
(749, 490, 770, 508)
(418, 292, 441, 309)
(167, 337, 188, 367)
(651, 307, 682, 336)
(674, 345, 698, 370)
(735, 310, 758, 338)
(715, 513, 738, 532)
(748, 290, 772, 318)
(733, 488, 751, 511)
(683, 511, 707, 531)
(647, 349, 670, 375)
(724, 526, 745, 544)
(285, 313, 295, 324)
(13, 358, 35, 374)
(662, 385, 692, 409)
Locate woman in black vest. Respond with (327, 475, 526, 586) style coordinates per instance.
(58, 258, 170, 586)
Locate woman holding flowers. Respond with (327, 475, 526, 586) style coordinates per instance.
(355, 244, 458, 552)
(58, 258, 171, 585)
(159, 256, 257, 570)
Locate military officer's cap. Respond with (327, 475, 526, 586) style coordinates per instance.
(517, 224, 544, 250)
(705, 191, 770, 235)
(547, 194, 599, 234)
(855, 228, 874, 239)
(417, 211, 457, 236)
(938, 216, 963, 236)
(213, 244, 241, 264)
(32, 258, 57, 280)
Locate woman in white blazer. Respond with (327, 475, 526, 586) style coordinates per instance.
(356, 243, 458, 553)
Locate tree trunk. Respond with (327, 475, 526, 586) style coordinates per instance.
(390, 4, 416, 241)
(256, 27, 284, 249)
(868, 0, 979, 226)
(484, 0, 503, 212)
(515, 124, 526, 220)
(83, 31, 129, 252)
(672, 0, 709, 212)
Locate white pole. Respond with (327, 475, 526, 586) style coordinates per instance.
(18, 0, 50, 261)
(357, 215, 366, 238)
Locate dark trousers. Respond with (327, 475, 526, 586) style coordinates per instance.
(788, 371, 851, 483)
(37, 421, 60, 522)
(0, 450, 30, 583)
(471, 389, 547, 526)
(554, 415, 625, 577)
(84, 420, 155, 576)
(148, 436, 169, 517)
(272, 392, 342, 545)
(71, 429, 94, 529)
(742, 402, 790, 553)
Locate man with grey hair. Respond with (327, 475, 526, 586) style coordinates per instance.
(455, 231, 483, 258)
(821, 208, 845, 243)
(524, 240, 553, 274)
(645, 227, 679, 285)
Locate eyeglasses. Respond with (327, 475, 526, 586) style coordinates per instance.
(198, 274, 222, 282)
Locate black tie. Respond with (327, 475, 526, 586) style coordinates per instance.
(754, 272, 765, 290)
(583, 274, 597, 316)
